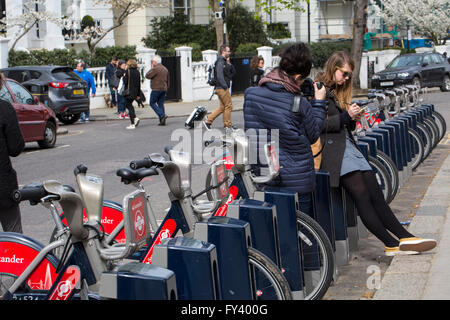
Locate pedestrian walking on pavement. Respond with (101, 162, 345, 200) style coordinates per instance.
(106, 56, 119, 111)
(116, 60, 129, 120)
(203, 45, 234, 131)
(0, 72, 25, 233)
(123, 59, 141, 129)
(74, 61, 96, 123)
(316, 51, 436, 256)
(145, 55, 169, 126)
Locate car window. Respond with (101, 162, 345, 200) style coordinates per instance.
(423, 55, 432, 65)
(431, 54, 443, 64)
(51, 68, 81, 81)
(388, 55, 422, 68)
(30, 71, 42, 79)
(5, 70, 30, 83)
(0, 83, 14, 103)
(7, 80, 34, 104)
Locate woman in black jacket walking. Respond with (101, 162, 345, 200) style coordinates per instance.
(0, 73, 25, 232)
(122, 59, 141, 129)
(316, 51, 436, 256)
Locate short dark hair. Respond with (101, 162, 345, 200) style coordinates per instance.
(77, 61, 86, 69)
(278, 42, 312, 79)
(112, 56, 118, 61)
(219, 45, 230, 55)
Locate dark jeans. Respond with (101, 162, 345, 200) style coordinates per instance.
(150, 90, 166, 120)
(0, 204, 22, 233)
(125, 98, 136, 124)
(109, 86, 117, 106)
(117, 94, 126, 113)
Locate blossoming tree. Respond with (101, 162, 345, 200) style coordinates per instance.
(372, 0, 450, 45)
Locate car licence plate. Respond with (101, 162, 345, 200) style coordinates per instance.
(73, 89, 84, 95)
(380, 81, 394, 87)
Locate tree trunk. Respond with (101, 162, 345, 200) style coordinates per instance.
(210, 0, 224, 50)
(351, 0, 369, 90)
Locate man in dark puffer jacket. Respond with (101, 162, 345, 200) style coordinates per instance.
(0, 74, 25, 233)
(243, 43, 326, 213)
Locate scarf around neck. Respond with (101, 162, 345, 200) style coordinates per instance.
(258, 68, 301, 94)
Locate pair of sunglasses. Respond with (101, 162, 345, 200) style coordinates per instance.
(337, 67, 352, 79)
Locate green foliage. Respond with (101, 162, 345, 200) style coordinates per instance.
(142, 13, 216, 55)
(267, 23, 291, 39)
(272, 40, 353, 68)
(225, 4, 270, 53)
(8, 46, 137, 68)
(81, 15, 95, 29)
(235, 43, 260, 57)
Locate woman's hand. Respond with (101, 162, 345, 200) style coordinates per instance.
(348, 103, 362, 121)
(313, 82, 326, 100)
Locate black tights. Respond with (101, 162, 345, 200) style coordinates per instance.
(340, 170, 414, 247)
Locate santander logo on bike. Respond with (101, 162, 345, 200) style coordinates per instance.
(0, 254, 25, 264)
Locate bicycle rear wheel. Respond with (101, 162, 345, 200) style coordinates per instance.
(248, 247, 293, 300)
(296, 211, 334, 300)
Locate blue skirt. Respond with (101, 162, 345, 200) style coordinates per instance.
(340, 133, 372, 176)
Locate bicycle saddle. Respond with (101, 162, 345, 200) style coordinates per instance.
(116, 167, 159, 184)
(352, 99, 372, 106)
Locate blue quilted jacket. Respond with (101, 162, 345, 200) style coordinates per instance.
(243, 82, 327, 194)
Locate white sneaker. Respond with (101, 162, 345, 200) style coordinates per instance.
(134, 117, 140, 127)
(126, 124, 135, 130)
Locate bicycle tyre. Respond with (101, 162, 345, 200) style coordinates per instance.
(0, 233, 60, 299)
(423, 117, 439, 149)
(432, 110, 447, 142)
(375, 151, 399, 204)
(368, 155, 392, 202)
(248, 247, 293, 300)
(416, 122, 432, 160)
(408, 128, 425, 170)
(295, 211, 334, 300)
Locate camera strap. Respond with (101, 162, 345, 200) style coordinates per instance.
(290, 94, 328, 159)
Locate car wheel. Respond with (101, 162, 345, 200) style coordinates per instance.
(38, 121, 57, 149)
(57, 113, 80, 125)
(413, 76, 421, 89)
(440, 75, 450, 92)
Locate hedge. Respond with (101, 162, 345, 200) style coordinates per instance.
(8, 46, 138, 68)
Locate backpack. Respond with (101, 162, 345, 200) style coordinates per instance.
(207, 61, 217, 86)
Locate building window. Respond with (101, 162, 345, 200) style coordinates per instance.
(172, 0, 191, 18)
(0, 0, 5, 36)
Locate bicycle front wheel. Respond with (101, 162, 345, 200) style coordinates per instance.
(368, 155, 392, 203)
(248, 247, 293, 300)
(296, 211, 334, 300)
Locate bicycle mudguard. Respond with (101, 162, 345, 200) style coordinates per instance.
(0, 232, 59, 291)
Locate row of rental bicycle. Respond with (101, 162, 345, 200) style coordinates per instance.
(0, 85, 446, 300)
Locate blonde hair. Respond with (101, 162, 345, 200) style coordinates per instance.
(315, 51, 354, 110)
(126, 59, 138, 68)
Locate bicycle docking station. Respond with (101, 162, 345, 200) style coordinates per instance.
(194, 216, 254, 300)
(99, 262, 177, 300)
(254, 189, 306, 300)
(314, 170, 339, 281)
(151, 237, 220, 300)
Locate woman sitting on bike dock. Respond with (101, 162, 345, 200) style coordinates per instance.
(315, 51, 436, 256)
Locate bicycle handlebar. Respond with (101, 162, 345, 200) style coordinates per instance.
(13, 184, 50, 204)
(129, 157, 154, 170)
